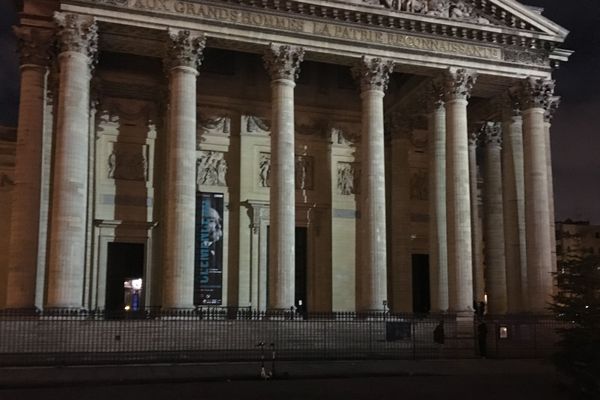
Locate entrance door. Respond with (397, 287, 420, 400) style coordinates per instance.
(295, 227, 308, 317)
(411, 254, 431, 314)
(106, 242, 145, 316)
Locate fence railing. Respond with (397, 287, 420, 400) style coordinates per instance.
(0, 309, 566, 366)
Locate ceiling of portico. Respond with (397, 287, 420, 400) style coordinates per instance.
(98, 19, 525, 111)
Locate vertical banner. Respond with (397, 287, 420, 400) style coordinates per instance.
(194, 193, 224, 305)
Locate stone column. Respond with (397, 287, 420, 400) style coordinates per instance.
(263, 44, 304, 310)
(481, 122, 508, 314)
(5, 27, 52, 310)
(427, 81, 449, 313)
(444, 68, 477, 315)
(501, 94, 527, 312)
(389, 117, 412, 313)
(162, 29, 205, 309)
(45, 13, 97, 309)
(545, 97, 560, 276)
(468, 132, 485, 307)
(519, 77, 555, 313)
(352, 56, 393, 312)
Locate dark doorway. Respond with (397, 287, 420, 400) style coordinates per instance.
(106, 242, 145, 316)
(411, 254, 431, 314)
(295, 227, 308, 317)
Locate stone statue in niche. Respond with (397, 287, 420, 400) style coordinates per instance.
(107, 147, 147, 181)
(197, 151, 227, 187)
(337, 162, 359, 195)
(295, 155, 314, 190)
(410, 168, 428, 200)
(107, 151, 117, 179)
(258, 153, 271, 187)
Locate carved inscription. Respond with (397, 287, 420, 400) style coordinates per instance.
(81, 0, 503, 61)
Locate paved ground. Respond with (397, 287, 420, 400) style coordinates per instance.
(0, 359, 570, 400)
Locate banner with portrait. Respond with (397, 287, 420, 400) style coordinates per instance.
(194, 192, 224, 305)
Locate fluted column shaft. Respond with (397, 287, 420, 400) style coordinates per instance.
(263, 44, 304, 310)
(353, 57, 393, 312)
(6, 27, 51, 309)
(428, 90, 448, 313)
(481, 123, 507, 314)
(502, 105, 527, 312)
(46, 14, 97, 309)
(162, 29, 205, 309)
(445, 68, 477, 314)
(468, 134, 485, 306)
(545, 98, 560, 277)
(520, 77, 555, 313)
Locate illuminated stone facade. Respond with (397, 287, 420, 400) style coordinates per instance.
(0, 0, 571, 315)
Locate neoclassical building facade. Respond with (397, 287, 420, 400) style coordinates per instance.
(0, 0, 570, 316)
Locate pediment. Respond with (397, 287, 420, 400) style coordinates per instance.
(332, 0, 568, 39)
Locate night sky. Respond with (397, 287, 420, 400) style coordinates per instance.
(0, 1, 598, 223)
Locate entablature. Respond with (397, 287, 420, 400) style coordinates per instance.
(55, 0, 570, 78)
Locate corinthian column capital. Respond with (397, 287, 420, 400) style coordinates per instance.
(263, 43, 305, 81)
(500, 88, 522, 119)
(544, 96, 561, 123)
(352, 56, 394, 93)
(54, 12, 98, 59)
(425, 78, 445, 112)
(444, 68, 477, 101)
(13, 26, 53, 66)
(480, 122, 502, 147)
(518, 77, 555, 110)
(165, 28, 206, 71)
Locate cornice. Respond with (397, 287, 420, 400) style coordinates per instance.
(70, 0, 567, 53)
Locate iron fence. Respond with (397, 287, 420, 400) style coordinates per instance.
(0, 309, 566, 366)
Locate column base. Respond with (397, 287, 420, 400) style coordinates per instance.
(455, 310, 475, 338)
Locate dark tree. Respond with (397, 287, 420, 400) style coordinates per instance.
(551, 254, 600, 399)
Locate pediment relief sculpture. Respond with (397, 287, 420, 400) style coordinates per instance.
(368, 0, 519, 26)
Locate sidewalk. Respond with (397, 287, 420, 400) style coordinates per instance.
(0, 359, 558, 388)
